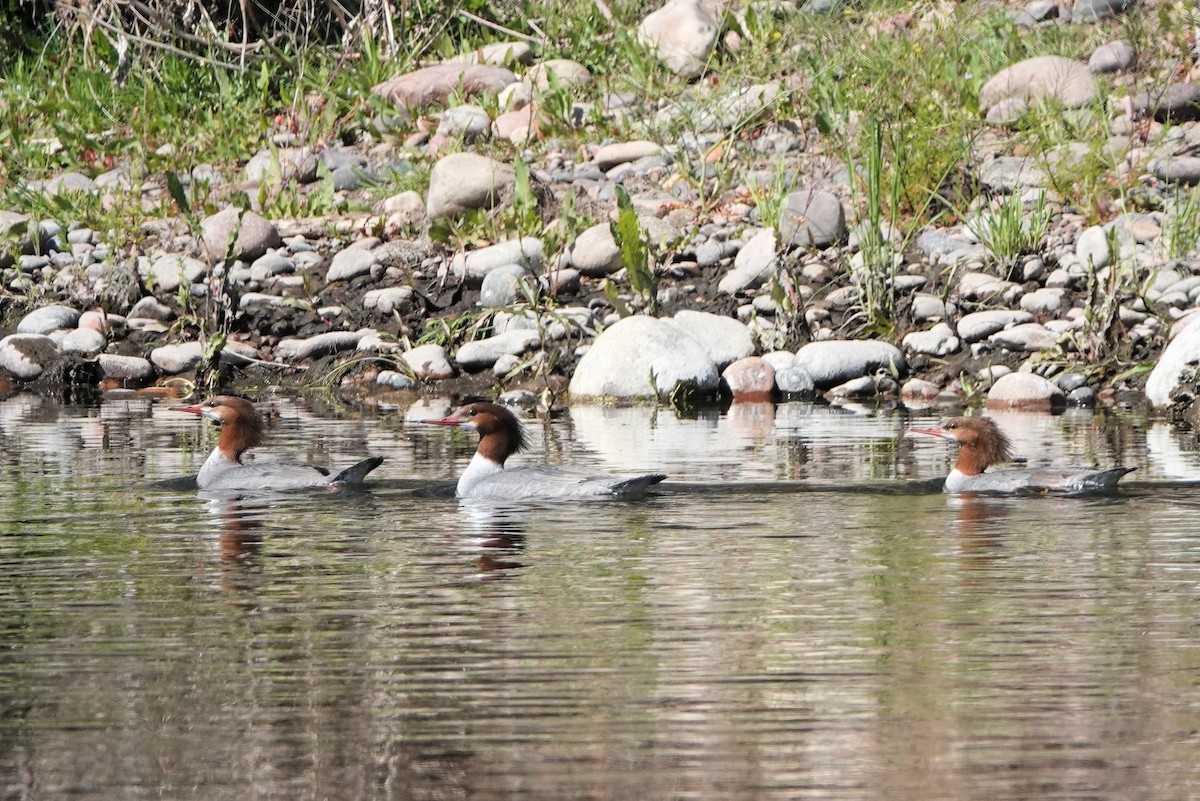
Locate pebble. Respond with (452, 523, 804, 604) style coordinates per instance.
(455, 329, 542, 370)
(200, 208, 282, 262)
(362, 287, 414, 314)
(450, 237, 544, 285)
(718, 228, 777, 294)
(55, 327, 106, 355)
(565, 223, 621, 276)
(327, 248, 379, 282)
(985, 371, 1066, 410)
(902, 323, 959, 356)
(988, 322, 1059, 352)
(17, 304, 80, 335)
(426, 152, 516, 219)
(792, 340, 907, 389)
(594, 141, 662, 171)
(957, 309, 1034, 342)
(479, 264, 533, 307)
(778, 187, 846, 249)
(400, 344, 455, 380)
(637, 0, 721, 78)
(97, 354, 155, 383)
(372, 64, 516, 111)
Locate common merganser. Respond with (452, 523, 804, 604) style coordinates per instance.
(171, 396, 383, 491)
(420, 401, 666, 500)
(912, 416, 1134, 494)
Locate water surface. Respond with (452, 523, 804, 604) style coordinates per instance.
(1, 394, 1198, 800)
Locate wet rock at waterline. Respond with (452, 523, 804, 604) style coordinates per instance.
(569, 315, 719, 400)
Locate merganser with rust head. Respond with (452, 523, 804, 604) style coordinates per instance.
(171, 396, 383, 491)
(912, 416, 1134, 495)
(421, 401, 666, 500)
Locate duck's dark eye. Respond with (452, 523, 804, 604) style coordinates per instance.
(945, 422, 957, 430)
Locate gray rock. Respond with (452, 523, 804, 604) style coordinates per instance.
(1020, 287, 1067, 314)
(56, 327, 106, 355)
(446, 41, 534, 66)
(761, 350, 795, 371)
(250, 252, 295, 281)
(778, 187, 846, 249)
(200, 208, 282, 262)
(988, 322, 1059, 351)
(985, 372, 1066, 410)
(1075, 224, 1112, 268)
(1089, 40, 1135, 73)
(827, 374, 899, 399)
(150, 341, 204, 373)
(956, 271, 1023, 303)
(450, 237, 543, 285)
(901, 378, 942, 402)
(143, 254, 208, 292)
(774, 364, 816, 396)
(792, 340, 907, 389)
(1146, 319, 1200, 406)
(671, 310, 755, 369)
(127, 297, 175, 322)
(717, 228, 777, 294)
(697, 82, 780, 130)
(902, 323, 960, 356)
(978, 157, 1047, 191)
(1067, 386, 1096, 406)
(479, 264, 533, 307)
(437, 105, 491, 142)
(594, 141, 662, 171)
(455, 329, 542, 370)
(372, 64, 517, 111)
(327, 248, 379, 282)
(910, 293, 957, 321)
(566, 223, 622, 276)
(979, 56, 1096, 124)
(380, 191, 427, 226)
(637, 0, 721, 78)
(526, 59, 592, 90)
(275, 330, 372, 360)
(97, 354, 155, 382)
(243, 147, 318, 184)
(1130, 83, 1200, 123)
(377, 370, 418, 390)
(0, 334, 59, 379)
(17, 304, 80, 334)
(958, 309, 1034, 342)
(1151, 157, 1200, 186)
(400, 343, 455, 380)
(569, 315, 719, 399)
(426, 152, 516, 219)
(1072, 0, 1136, 22)
(362, 286, 414, 314)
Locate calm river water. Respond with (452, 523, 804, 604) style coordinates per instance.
(1, 393, 1199, 800)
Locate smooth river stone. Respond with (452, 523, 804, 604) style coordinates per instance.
(17, 304, 80, 334)
(792, 340, 907, 389)
(957, 309, 1034, 342)
(985, 372, 1066, 410)
(569, 314, 719, 399)
(0, 333, 59, 379)
(669, 310, 755, 369)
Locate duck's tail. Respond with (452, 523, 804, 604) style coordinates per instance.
(332, 456, 385, 486)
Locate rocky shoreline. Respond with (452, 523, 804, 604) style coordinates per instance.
(3, 0, 1200, 420)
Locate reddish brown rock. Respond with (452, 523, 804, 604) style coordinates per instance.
(373, 64, 516, 111)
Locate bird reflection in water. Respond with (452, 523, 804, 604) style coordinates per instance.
(456, 498, 529, 577)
